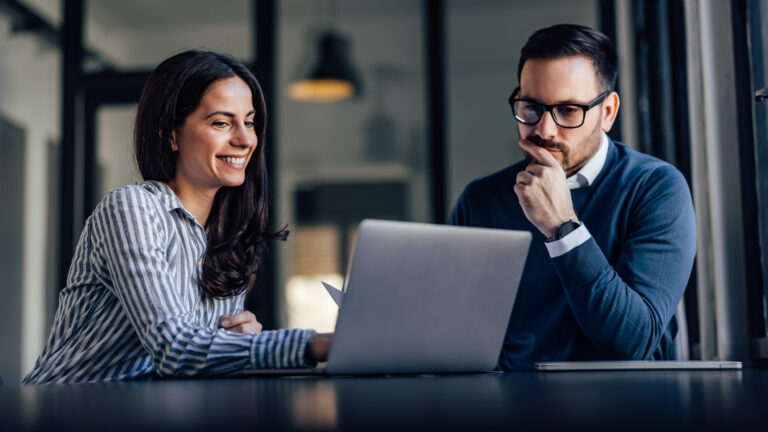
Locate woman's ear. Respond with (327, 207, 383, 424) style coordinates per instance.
(158, 129, 178, 151)
(168, 130, 178, 152)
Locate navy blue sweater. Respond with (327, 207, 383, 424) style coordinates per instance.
(450, 140, 696, 370)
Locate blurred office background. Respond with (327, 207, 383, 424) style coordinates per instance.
(0, 0, 766, 385)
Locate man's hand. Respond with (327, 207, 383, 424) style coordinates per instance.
(305, 333, 333, 363)
(514, 139, 578, 238)
(218, 311, 263, 334)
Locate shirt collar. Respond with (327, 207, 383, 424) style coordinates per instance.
(566, 132, 609, 189)
(141, 180, 186, 213)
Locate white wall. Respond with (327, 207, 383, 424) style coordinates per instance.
(0, 9, 61, 381)
(96, 105, 141, 197)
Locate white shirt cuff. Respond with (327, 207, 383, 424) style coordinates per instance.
(545, 223, 591, 258)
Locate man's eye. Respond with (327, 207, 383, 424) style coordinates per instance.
(557, 106, 580, 115)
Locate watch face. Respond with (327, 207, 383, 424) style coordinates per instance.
(558, 220, 580, 238)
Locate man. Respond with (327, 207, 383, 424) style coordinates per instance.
(450, 24, 696, 370)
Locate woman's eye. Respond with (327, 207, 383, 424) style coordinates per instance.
(212, 121, 228, 128)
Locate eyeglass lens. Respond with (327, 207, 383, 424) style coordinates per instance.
(513, 101, 585, 127)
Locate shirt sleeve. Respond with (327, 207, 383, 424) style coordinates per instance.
(92, 186, 314, 377)
(544, 223, 591, 258)
(549, 166, 697, 359)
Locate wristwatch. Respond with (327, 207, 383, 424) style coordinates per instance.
(545, 220, 581, 243)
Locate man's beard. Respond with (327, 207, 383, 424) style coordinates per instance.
(522, 121, 603, 176)
(522, 135, 568, 169)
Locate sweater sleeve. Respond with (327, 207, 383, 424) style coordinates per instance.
(550, 165, 696, 359)
(93, 187, 313, 377)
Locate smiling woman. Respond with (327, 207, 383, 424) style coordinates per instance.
(169, 78, 257, 202)
(23, 51, 332, 385)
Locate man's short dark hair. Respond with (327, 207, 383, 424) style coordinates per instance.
(517, 24, 618, 92)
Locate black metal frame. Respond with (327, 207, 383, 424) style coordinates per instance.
(425, 0, 447, 223)
(60, 1, 151, 293)
(59, 0, 84, 291)
(247, 0, 278, 329)
(0, 0, 112, 70)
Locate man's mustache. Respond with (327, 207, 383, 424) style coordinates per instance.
(525, 135, 564, 151)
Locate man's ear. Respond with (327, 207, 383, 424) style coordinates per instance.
(601, 91, 620, 132)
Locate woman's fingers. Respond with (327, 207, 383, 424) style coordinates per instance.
(218, 311, 262, 333)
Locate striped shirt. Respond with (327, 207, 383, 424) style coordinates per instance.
(24, 181, 313, 385)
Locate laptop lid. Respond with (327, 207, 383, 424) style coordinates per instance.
(325, 219, 531, 375)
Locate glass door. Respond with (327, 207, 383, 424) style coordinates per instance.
(747, 0, 768, 358)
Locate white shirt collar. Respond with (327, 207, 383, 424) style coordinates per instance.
(566, 132, 609, 189)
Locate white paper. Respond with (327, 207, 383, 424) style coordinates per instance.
(321, 281, 343, 307)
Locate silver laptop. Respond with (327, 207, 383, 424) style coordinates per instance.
(242, 219, 531, 376)
(535, 360, 742, 371)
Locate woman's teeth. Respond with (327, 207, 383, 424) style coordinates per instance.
(218, 156, 245, 164)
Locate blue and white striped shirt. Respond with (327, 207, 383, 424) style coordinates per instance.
(24, 181, 313, 385)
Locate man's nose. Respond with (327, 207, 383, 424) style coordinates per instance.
(534, 110, 559, 140)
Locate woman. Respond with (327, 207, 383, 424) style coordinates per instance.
(24, 51, 331, 385)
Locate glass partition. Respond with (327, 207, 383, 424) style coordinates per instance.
(277, 0, 428, 330)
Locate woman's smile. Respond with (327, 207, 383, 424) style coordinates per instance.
(217, 154, 248, 168)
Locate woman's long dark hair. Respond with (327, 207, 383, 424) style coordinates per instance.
(134, 50, 285, 298)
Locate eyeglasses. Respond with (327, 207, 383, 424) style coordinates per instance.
(509, 87, 609, 129)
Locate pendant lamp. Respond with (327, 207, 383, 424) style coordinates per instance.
(288, 30, 362, 102)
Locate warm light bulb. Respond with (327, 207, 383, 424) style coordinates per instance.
(288, 79, 355, 102)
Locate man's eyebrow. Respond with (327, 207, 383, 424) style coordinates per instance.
(204, 110, 256, 119)
(519, 95, 587, 105)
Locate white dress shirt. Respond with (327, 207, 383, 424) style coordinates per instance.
(544, 132, 609, 258)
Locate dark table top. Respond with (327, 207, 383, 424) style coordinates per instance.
(2, 369, 767, 431)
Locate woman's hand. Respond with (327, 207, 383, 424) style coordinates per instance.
(218, 311, 263, 334)
(306, 333, 333, 363)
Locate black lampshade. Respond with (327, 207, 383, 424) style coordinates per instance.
(289, 31, 362, 102)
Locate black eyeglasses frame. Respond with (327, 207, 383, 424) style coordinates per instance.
(508, 87, 610, 129)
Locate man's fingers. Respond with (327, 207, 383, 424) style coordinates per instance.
(519, 139, 560, 168)
(516, 170, 535, 186)
(525, 163, 545, 176)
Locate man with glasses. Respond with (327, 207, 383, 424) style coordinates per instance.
(450, 24, 696, 370)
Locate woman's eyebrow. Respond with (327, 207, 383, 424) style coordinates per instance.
(204, 110, 256, 119)
(205, 111, 234, 119)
